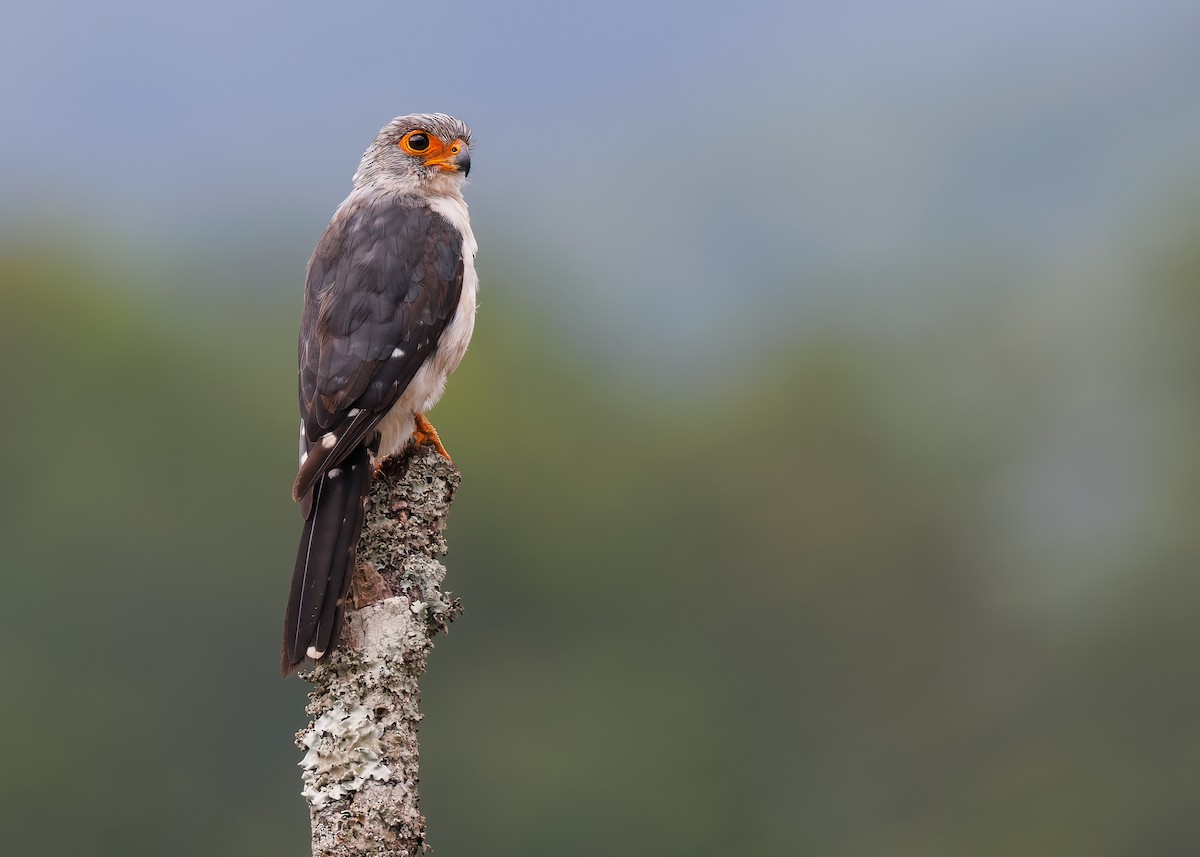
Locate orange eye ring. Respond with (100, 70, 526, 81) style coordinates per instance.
(399, 130, 434, 155)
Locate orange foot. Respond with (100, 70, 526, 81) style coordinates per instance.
(412, 412, 452, 461)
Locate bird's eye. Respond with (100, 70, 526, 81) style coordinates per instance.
(401, 132, 431, 154)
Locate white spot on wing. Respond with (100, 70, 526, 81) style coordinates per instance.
(328, 468, 342, 479)
(321, 433, 337, 449)
(391, 347, 405, 358)
(307, 646, 325, 660)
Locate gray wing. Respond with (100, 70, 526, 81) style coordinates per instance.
(292, 193, 464, 502)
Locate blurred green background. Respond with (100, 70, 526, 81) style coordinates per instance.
(3, 2, 1200, 855)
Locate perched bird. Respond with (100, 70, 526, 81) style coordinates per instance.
(282, 113, 477, 675)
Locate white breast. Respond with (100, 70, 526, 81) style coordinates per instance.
(374, 193, 478, 460)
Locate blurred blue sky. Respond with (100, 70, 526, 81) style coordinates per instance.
(3, 0, 1200, 374)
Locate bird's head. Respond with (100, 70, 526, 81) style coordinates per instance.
(354, 113, 473, 195)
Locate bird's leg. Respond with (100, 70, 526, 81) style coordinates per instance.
(412, 412, 452, 461)
(367, 437, 389, 476)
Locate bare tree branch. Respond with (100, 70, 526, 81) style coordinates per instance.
(296, 446, 463, 856)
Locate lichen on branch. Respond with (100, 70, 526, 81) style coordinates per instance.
(296, 446, 463, 857)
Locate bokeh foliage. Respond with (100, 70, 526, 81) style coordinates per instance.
(1, 222, 1198, 855)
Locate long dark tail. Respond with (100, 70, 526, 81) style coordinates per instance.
(281, 444, 372, 675)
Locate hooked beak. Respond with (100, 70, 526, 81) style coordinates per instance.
(424, 138, 471, 176)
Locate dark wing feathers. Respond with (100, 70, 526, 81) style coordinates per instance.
(283, 444, 373, 671)
(292, 195, 464, 501)
(283, 194, 466, 673)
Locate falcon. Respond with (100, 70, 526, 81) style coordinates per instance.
(282, 113, 477, 675)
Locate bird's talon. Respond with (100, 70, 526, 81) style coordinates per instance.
(412, 412, 452, 461)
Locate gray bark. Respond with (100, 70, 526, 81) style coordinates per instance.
(296, 446, 463, 856)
